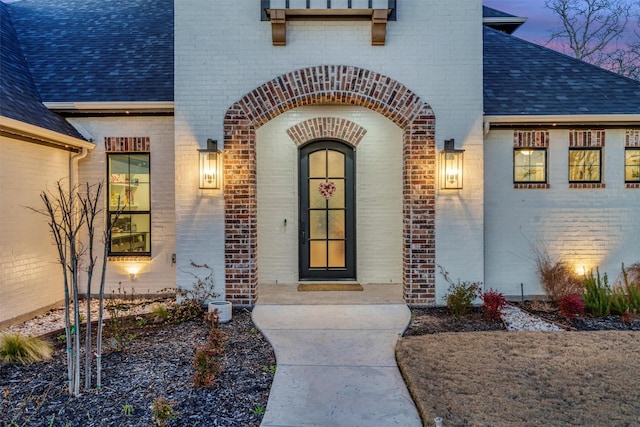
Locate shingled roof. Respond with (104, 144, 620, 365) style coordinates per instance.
(0, 2, 83, 138)
(483, 25, 640, 116)
(6, 0, 173, 103)
(482, 6, 526, 34)
(3, 1, 639, 122)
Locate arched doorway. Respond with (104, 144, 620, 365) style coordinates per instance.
(223, 65, 436, 305)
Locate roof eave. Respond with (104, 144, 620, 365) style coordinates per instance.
(484, 114, 640, 126)
(0, 115, 95, 152)
(44, 101, 175, 114)
(482, 17, 527, 34)
(482, 17, 527, 25)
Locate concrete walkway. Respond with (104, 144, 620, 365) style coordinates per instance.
(252, 302, 422, 427)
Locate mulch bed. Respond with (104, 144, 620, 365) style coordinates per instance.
(512, 300, 640, 331)
(404, 306, 506, 335)
(405, 303, 640, 336)
(0, 308, 275, 427)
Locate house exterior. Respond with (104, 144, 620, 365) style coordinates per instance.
(1, 0, 639, 326)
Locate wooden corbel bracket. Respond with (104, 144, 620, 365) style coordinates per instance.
(270, 9, 286, 46)
(371, 9, 388, 46)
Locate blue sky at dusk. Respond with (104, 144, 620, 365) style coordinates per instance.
(483, 0, 558, 45)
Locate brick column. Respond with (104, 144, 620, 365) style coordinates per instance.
(223, 65, 436, 305)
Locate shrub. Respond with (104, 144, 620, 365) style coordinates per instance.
(178, 261, 220, 307)
(532, 244, 583, 301)
(445, 281, 481, 317)
(193, 346, 224, 387)
(583, 269, 611, 317)
(624, 262, 640, 285)
(167, 261, 221, 323)
(150, 303, 169, 323)
(193, 318, 226, 388)
(481, 290, 507, 321)
(151, 397, 179, 427)
(0, 333, 52, 365)
(610, 286, 630, 316)
(622, 263, 640, 313)
(439, 265, 481, 317)
(557, 293, 585, 320)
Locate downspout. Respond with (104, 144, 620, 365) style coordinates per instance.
(70, 147, 89, 192)
(483, 121, 491, 137)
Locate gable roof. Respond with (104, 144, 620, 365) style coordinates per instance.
(6, 0, 173, 103)
(483, 25, 640, 116)
(482, 6, 517, 19)
(0, 2, 84, 138)
(482, 6, 526, 35)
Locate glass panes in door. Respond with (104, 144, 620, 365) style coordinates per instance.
(308, 149, 346, 268)
(299, 140, 355, 280)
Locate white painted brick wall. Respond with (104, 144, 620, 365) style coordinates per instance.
(69, 117, 177, 296)
(256, 106, 403, 285)
(175, 1, 484, 298)
(0, 136, 69, 324)
(484, 128, 640, 298)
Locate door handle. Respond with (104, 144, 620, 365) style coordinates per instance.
(301, 223, 306, 244)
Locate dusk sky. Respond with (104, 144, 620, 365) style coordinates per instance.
(484, 0, 639, 50)
(483, 0, 559, 45)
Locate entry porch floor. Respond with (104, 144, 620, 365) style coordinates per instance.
(257, 283, 406, 305)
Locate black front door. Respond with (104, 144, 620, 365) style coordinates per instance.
(299, 140, 356, 280)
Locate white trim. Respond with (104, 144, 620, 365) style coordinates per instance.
(0, 115, 95, 151)
(44, 101, 174, 113)
(482, 17, 527, 25)
(484, 114, 640, 125)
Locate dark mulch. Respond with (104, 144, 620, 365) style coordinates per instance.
(0, 308, 275, 427)
(404, 306, 506, 335)
(513, 300, 640, 331)
(405, 303, 640, 336)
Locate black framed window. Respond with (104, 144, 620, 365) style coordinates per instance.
(569, 148, 602, 183)
(514, 148, 547, 183)
(107, 153, 151, 255)
(625, 148, 640, 183)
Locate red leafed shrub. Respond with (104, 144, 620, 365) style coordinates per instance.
(558, 293, 585, 320)
(481, 290, 507, 321)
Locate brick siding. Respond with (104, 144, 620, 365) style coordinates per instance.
(286, 117, 367, 147)
(223, 65, 436, 305)
(105, 137, 150, 152)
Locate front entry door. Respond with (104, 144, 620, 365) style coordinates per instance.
(299, 141, 355, 280)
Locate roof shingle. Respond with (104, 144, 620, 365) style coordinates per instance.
(1, 2, 84, 138)
(483, 26, 640, 116)
(7, 0, 173, 103)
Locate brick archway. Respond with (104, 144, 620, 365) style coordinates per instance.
(223, 65, 435, 305)
(286, 117, 367, 147)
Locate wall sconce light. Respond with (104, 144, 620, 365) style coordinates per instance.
(127, 267, 138, 282)
(199, 138, 222, 189)
(440, 138, 464, 190)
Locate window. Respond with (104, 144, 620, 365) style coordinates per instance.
(108, 153, 150, 255)
(625, 148, 640, 183)
(514, 148, 547, 183)
(569, 148, 601, 183)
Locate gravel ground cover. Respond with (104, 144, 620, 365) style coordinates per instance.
(514, 300, 640, 331)
(1, 308, 275, 427)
